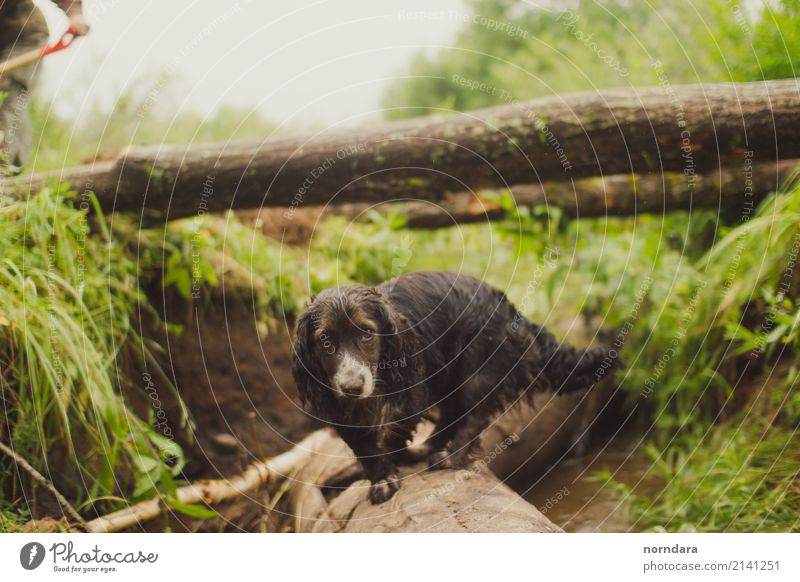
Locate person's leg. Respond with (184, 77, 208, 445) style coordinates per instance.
(0, 8, 47, 173)
(0, 74, 34, 171)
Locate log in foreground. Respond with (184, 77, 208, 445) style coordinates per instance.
(287, 426, 561, 533)
(400, 159, 800, 228)
(311, 471, 561, 533)
(2, 80, 798, 220)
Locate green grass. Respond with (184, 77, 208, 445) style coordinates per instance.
(613, 365, 800, 532)
(0, 185, 188, 525)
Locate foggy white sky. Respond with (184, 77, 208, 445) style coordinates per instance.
(33, 0, 467, 129)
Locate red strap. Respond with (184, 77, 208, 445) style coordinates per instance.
(39, 26, 78, 57)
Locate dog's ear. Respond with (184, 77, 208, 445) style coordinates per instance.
(291, 309, 329, 415)
(373, 296, 421, 388)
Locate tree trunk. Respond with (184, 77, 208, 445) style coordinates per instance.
(286, 428, 562, 533)
(400, 159, 799, 227)
(3, 80, 798, 221)
(237, 158, 797, 240)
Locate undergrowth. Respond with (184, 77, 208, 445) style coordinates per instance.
(0, 186, 186, 524)
(133, 210, 411, 326)
(493, 183, 800, 532)
(610, 365, 799, 532)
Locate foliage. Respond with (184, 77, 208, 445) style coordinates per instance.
(616, 366, 800, 532)
(0, 186, 187, 520)
(307, 211, 415, 286)
(133, 209, 421, 333)
(381, 0, 799, 119)
(710, 0, 800, 82)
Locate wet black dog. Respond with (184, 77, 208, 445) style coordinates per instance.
(291, 271, 618, 503)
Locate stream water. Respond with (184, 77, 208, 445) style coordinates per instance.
(521, 435, 658, 532)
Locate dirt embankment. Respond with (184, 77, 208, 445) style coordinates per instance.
(132, 295, 319, 482)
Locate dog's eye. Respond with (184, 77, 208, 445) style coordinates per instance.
(361, 330, 375, 343)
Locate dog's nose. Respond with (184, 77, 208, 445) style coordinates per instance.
(338, 373, 366, 397)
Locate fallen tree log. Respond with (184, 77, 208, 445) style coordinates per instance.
(237, 158, 800, 237)
(287, 427, 561, 533)
(400, 158, 800, 227)
(2, 80, 798, 221)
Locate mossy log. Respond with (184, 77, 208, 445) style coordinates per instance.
(241, 158, 799, 235)
(2, 80, 798, 221)
(399, 159, 800, 227)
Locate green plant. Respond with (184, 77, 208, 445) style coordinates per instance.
(136, 212, 309, 324)
(28, 78, 280, 174)
(0, 186, 188, 520)
(308, 212, 414, 286)
(625, 366, 800, 532)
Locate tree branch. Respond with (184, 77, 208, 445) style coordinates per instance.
(0, 440, 87, 530)
(84, 429, 334, 533)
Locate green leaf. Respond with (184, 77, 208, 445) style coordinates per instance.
(167, 500, 218, 519)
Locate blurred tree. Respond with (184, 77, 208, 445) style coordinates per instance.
(710, 0, 800, 81)
(382, 0, 798, 119)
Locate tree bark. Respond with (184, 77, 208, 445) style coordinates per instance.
(400, 159, 799, 227)
(286, 427, 562, 533)
(3, 80, 798, 221)
(311, 470, 562, 533)
(237, 158, 796, 241)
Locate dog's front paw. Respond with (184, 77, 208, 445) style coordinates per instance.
(369, 476, 400, 504)
(427, 449, 454, 470)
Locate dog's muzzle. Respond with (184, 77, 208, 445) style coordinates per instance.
(332, 352, 374, 399)
(336, 372, 369, 398)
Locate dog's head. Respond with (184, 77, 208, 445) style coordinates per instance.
(292, 285, 414, 410)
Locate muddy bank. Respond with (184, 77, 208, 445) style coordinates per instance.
(133, 294, 319, 481)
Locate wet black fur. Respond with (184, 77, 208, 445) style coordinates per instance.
(291, 271, 621, 504)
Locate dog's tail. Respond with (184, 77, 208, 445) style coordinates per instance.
(527, 324, 623, 394)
